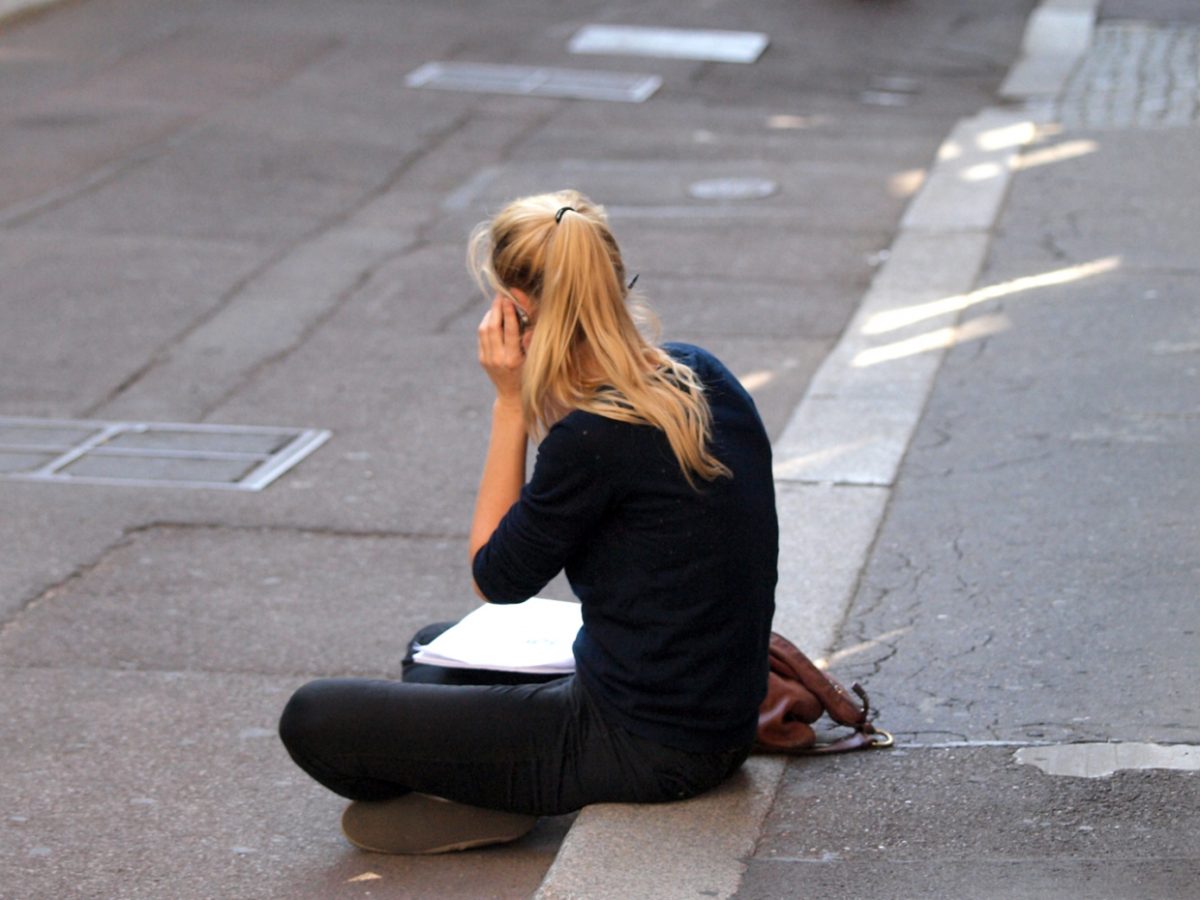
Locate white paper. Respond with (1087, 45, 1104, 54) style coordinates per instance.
(412, 597, 582, 674)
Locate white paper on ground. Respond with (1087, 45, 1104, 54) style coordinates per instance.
(412, 597, 582, 673)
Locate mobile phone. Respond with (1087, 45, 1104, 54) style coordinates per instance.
(513, 303, 530, 337)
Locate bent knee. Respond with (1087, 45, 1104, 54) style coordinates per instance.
(278, 679, 344, 755)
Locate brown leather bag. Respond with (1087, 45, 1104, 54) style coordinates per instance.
(755, 632, 893, 754)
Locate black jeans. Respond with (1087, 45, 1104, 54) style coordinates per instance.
(278, 675, 749, 817)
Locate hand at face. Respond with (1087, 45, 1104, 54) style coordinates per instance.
(477, 294, 526, 405)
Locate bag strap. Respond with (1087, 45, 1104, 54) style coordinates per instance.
(767, 632, 893, 754)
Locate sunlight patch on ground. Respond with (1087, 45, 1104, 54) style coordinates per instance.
(862, 257, 1122, 337)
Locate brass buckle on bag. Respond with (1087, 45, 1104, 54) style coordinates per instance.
(868, 729, 895, 749)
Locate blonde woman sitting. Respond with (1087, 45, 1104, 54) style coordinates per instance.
(279, 190, 778, 854)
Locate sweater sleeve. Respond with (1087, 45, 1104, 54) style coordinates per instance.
(472, 416, 614, 603)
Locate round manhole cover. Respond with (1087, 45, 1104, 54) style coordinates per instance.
(688, 177, 778, 200)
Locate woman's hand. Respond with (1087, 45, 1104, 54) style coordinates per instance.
(471, 294, 531, 597)
(477, 294, 526, 405)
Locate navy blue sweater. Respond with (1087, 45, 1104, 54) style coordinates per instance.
(473, 344, 777, 752)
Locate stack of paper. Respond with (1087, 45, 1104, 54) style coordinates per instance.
(412, 597, 582, 674)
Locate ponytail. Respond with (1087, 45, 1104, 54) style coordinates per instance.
(469, 191, 731, 486)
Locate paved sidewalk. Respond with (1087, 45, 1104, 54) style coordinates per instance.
(0, 0, 1034, 896)
(6, 0, 1195, 898)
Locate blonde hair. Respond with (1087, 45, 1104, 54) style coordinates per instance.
(468, 190, 730, 486)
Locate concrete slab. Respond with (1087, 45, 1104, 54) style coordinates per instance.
(0, 482, 138, 621)
(96, 225, 418, 422)
(362, 103, 563, 220)
(683, 0, 1036, 112)
(51, 21, 334, 116)
(0, 231, 262, 418)
(0, 0, 169, 62)
(201, 330, 488, 536)
(522, 98, 948, 167)
(0, 667, 571, 900)
(22, 118, 414, 244)
(435, 157, 911, 233)
(621, 276, 852, 340)
(210, 42, 479, 149)
(741, 747, 1200, 899)
(0, 15, 338, 220)
(178, 0, 544, 52)
(610, 222, 888, 287)
(0, 524, 480, 676)
(0, 100, 189, 214)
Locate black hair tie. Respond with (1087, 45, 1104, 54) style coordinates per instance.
(555, 206, 576, 224)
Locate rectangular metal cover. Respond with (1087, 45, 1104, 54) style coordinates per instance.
(568, 25, 769, 64)
(0, 416, 330, 491)
(405, 61, 661, 103)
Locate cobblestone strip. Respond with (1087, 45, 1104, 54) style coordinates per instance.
(1059, 22, 1200, 129)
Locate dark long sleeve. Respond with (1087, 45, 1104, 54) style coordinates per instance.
(473, 420, 613, 603)
(471, 344, 777, 753)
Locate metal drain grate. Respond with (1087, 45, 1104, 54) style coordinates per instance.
(0, 417, 330, 491)
(405, 61, 661, 103)
(568, 25, 769, 64)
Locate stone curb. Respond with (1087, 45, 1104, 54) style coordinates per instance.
(533, 1, 1074, 895)
(534, 756, 787, 900)
(1000, 0, 1099, 100)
